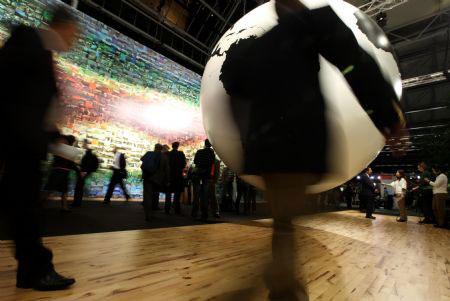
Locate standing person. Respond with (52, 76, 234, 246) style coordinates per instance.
(71, 139, 99, 207)
(192, 139, 215, 221)
(141, 144, 169, 221)
(360, 167, 377, 219)
(220, 166, 235, 211)
(103, 147, 130, 204)
(165, 142, 186, 215)
(209, 158, 221, 218)
(426, 165, 448, 228)
(384, 170, 407, 222)
(44, 135, 79, 212)
(246, 184, 257, 214)
(0, 5, 78, 290)
(235, 176, 248, 215)
(413, 162, 434, 224)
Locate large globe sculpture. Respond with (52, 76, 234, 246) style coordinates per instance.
(200, 0, 402, 193)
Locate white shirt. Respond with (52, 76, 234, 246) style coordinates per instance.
(113, 152, 122, 169)
(389, 178, 407, 195)
(429, 173, 448, 194)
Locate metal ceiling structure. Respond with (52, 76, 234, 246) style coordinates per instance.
(67, 0, 450, 172)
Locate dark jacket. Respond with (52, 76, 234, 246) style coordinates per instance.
(360, 173, 376, 197)
(194, 148, 215, 178)
(0, 25, 58, 160)
(168, 150, 187, 181)
(142, 151, 170, 187)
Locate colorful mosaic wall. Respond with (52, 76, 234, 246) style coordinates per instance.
(0, 0, 205, 197)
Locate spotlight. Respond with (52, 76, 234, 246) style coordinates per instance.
(376, 12, 387, 27)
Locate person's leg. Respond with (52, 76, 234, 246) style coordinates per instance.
(235, 187, 242, 214)
(72, 173, 84, 207)
(423, 192, 435, 223)
(165, 192, 172, 214)
(118, 176, 130, 201)
(174, 191, 181, 214)
(103, 172, 118, 203)
(191, 180, 200, 218)
(435, 194, 447, 227)
(366, 196, 374, 218)
(398, 196, 407, 221)
(143, 179, 152, 221)
(152, 184, 161, 213)
(262, 173, 316, 300)
(200, 178, 211, 220)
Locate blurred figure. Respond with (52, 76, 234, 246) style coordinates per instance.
(209, 157, 221, 218)
(426, 165, 448, 228)
(0, 5, 77, 290)
(103, 147, 130, 204)
(165, 142, 186, 215)
(413, 162, 434, 224)
(220, 166, 235, 211)
(71, 139, 99, 207)
(246, 184, 257, 214)
(384, 170, 407, 222)
(192, 139, 215, 221)
(235, 176, 247, 215)
(44, 135, 79, 212)
(141, 144, 169, 221)
(343, 183, 354, 209)
(360, 167, 377, 219)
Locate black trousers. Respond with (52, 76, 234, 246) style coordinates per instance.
(235, 182, 247, 214)
(191, 178, 211, 219)
(1, 158, 53, 282)
(143, 179, 160, 218)
(419, 191, 434, 221)
(360, 195, 374, 217)
(104, 170, 129, 202)
(165, 192, 181, 214)
(72, 172, 91, 206)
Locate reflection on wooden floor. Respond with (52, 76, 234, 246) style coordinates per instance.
(0, 211, 449, 301)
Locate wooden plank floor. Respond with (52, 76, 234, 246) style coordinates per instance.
(0, 211, 449, 301)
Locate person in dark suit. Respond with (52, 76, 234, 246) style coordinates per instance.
(192, 139, 216, 221)
(360, 167, 377, 219)
(103, 147, 130, 204)
(165, 142, 186, 215)
(141, 143, 170, 221)
(0, 6, 78, 290)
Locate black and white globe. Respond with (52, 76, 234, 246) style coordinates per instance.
(200, 0, 402, 193)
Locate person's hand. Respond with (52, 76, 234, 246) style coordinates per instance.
(424, 178, 430, 183)
(382, 121, 408, 158)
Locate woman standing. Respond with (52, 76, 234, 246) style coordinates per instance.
(426, 165, 448, 228)
(385, 170, 408, 222)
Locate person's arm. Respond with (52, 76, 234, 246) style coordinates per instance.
(312, 6, 405, 139)
(429, 174, 443, 187)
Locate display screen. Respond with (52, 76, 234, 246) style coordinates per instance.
(0, 0, 205, 197)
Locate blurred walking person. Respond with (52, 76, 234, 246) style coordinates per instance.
(103, 147, 130, 204)
(0, 6, 78, 290)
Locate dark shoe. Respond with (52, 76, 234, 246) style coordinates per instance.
(214, 213, 220, 219)
(434, 224, 446, 229)
(102, 201, 111, 205)
(366, 216, 376, 220)
(70, 203, 81, 208)
(33, 270, 75, 291)
(396, 218, 407, 222)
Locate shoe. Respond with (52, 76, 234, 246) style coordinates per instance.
(366, 216, 376, 220)
(396, 218, 407, 222)
(70, 203, 81, 208)
(434, 224, 446, 229)
(214, 213, 220, 219)
(102, 201, 110, 205)
(17, 270, 75, 291)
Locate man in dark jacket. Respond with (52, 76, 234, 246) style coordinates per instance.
(360, 167, 377, 219)
(141, 143, 170, 221)
(165, 142, 186, 215)
(0, 6, 78, 290)
(192, 139, 216, 221)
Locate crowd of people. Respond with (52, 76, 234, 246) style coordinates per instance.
(346, 163, 448, 228)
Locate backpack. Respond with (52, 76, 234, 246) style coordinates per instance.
(141, 151, 161, 175)
(81, 150, 99, 173)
